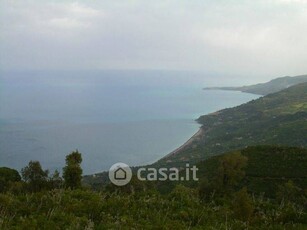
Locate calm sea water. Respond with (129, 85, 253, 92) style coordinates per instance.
(0, 70, 259, 174)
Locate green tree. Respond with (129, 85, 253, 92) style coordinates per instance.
(199, 152, 248, 200)
(49, 169, 63, 189)
(232, 187, 254, 222)
(215, 152, 248, 193)
(63, 150, 83, 189)
(0, 167, 21, 192)
(21, 161, 49, 192)
(276, 180, 302, 203)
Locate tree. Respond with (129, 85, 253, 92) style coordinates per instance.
(63, 150, 83, 189)
(232, 187, 254, 222)
(49, 170, 63, 189)
(215, 151, 248, 193)
(21, 161, 49, 192)
(199, 151, 248, 200)
(276, 180, 302, 203)
(0, 167, 21, 192)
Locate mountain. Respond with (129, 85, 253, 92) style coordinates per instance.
(156, 83, 307, 168)
(204, 74, 307, 95)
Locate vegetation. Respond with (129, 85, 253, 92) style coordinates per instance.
(0, 186, 306, 229)
(21, 161, 49, 192)
(199, 151, 248, 198)
(232, 187, 254, 222)
(197, 146, 307, 199)
(0, 167, 21, 193)
(156, 83, 307, 168)
(63, 150, 83, 189)
(1, 145, 306, 229)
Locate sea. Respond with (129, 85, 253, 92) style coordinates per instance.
(0, 70, 259, 174)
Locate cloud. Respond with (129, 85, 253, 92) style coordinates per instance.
(1, 1, 100, 36)
(44, 3, 99, 30)
(1, 0, 307, 79)
(275, 0, 307, 4)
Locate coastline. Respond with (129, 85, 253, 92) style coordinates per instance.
(159, 91, 258, 163)
(161, 126, 204, 160)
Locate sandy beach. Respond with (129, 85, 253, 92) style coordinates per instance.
(161, 126, 204, 160)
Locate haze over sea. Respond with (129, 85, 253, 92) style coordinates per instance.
(0, 70, 258, 174)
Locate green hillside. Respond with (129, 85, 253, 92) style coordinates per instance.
(1, 146, 307, 229)
(156, 83, 307, 168)
(197, 146, 307, 197)
(204, 74, 307, 95)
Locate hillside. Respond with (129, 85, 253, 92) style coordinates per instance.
(204, 74, 307, 95)
(156, 83, 307, 168)
(197, 146, 307, 197)
(2, 145, 306, 229)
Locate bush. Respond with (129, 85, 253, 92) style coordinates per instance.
(232, 187, 254, 222)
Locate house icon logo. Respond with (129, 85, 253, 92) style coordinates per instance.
(114, 167, 127, 180)
(109, 162, 132, 186)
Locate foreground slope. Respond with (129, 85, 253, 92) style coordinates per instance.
(197, 145, 307, 197)
(156, 83, 307, 167)
(204, 74, 307, 95)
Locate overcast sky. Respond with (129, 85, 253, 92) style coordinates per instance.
(1, 0, 307, 79)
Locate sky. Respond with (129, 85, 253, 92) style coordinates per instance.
(1, 0, 307, 80)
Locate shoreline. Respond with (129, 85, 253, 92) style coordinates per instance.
(159, 91, 260, 163)
(161, 126, 204, 160)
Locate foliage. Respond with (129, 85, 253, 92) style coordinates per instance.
(199, 151, 247, 199)
(0, 187, 306, 229)
(0, 167, 21, 193)
(215, 151, 247, 192)
(197, 146, 307, 199)
(1, 146, 306, 228)
(63, 150, 83, 189)
(21, 161, 49, 192)
(155, 83, 307, 169)
(232, 187, 254, 222)
(49, 170, 64, 189)
(276, 180, 305, 204)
